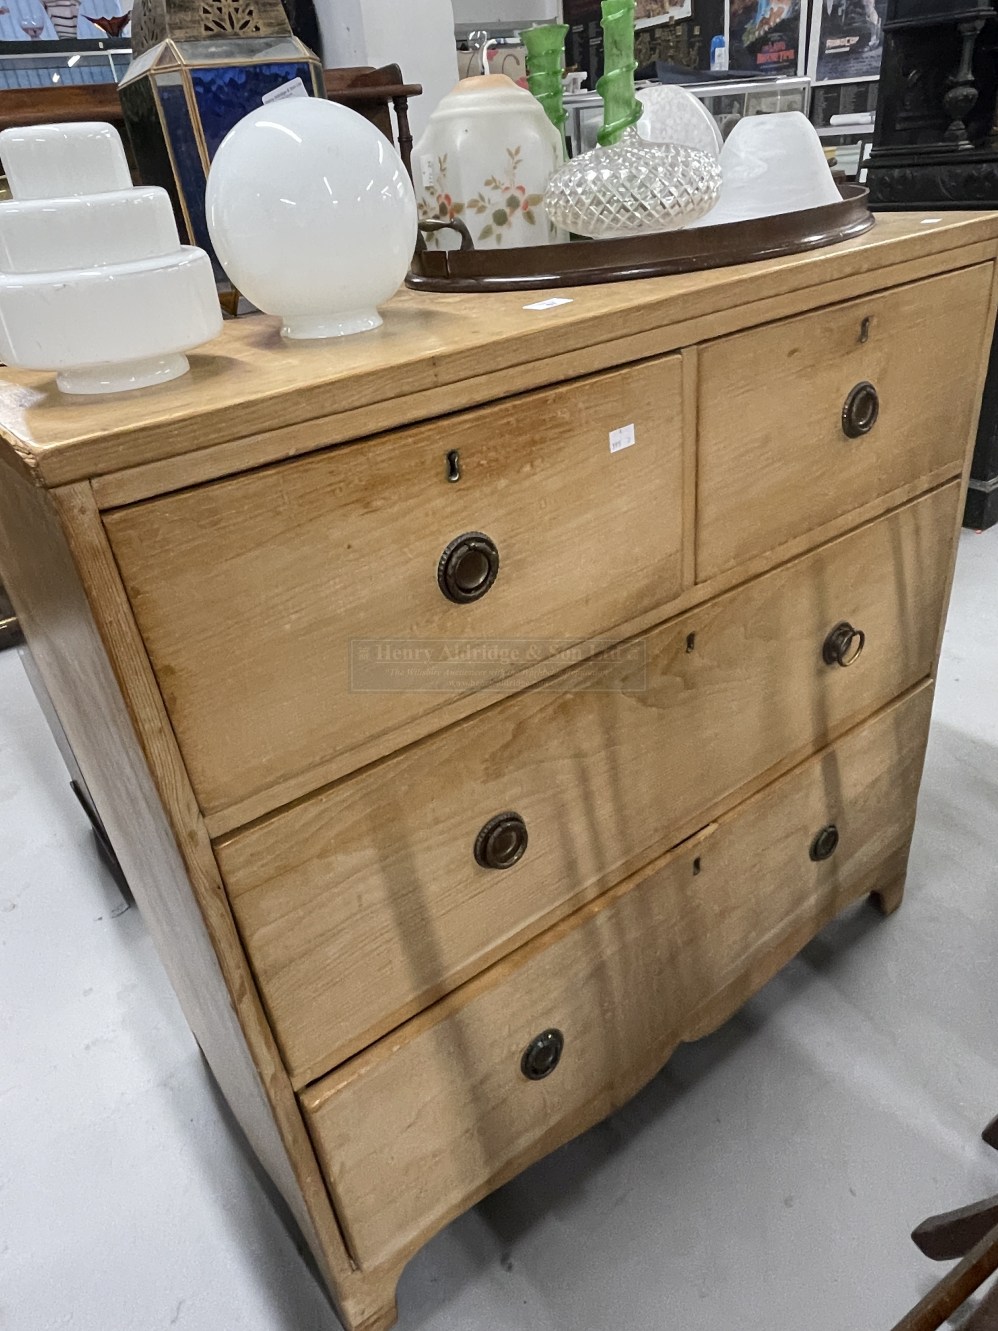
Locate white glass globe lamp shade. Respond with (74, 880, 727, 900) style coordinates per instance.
(206, 98, 418, 340)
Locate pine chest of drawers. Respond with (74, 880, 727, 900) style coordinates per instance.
(2, 213, 996, 1330)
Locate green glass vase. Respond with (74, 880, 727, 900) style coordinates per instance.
(523, 23, 569, 142)
(596, 0, 641, 148)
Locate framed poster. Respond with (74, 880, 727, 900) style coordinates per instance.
(728, 0, 805, 75)
(807, 0, 887, 83)
(635, 0, 693, 27)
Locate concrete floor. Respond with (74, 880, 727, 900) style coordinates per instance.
(2, 528, 997, 1331)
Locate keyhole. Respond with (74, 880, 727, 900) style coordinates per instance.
(859, 317, 871, 344)
(446, 450, 461, 483)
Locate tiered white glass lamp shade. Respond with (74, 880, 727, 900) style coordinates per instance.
(0, 122, 221, 394)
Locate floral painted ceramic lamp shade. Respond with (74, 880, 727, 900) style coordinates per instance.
(446, 144, 547, 247)
(118, 0, 322, 266)
(414, 75, 565, 250)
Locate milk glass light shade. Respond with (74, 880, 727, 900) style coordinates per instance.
(2, 120, 133, 199)
(206, 98, 418, 339)
(690, 111, 841, 228)
(637, 84, 722, 158)
(0, 121, 221, 395)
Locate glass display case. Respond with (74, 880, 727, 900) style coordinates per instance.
(0, 38, 130, 90)
(565, 75, 811, 155)
(808, 80, 877, 180)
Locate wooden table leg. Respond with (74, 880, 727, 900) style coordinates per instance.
(965, 1279, 998, 1331)
(871, 873, 906, 916)
(890, 1222, 998, 1331)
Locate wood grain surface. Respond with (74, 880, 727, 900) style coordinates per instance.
(1, 217, 993, 1331)
(220, 485, 957, 1088)
(0, 473, 380, 1327)
(697, 265, 993, 580)
(105, 358, 687, 819)
(86, 241, 996, 512)
(301, 684, 932, 1271)
(0, 214, 995, 492)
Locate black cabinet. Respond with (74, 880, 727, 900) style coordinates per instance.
(866, 0, 998, 527)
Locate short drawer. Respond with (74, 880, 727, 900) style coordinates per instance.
(219, 482, 957, 1088)
(104, 358, 687, 822)
(696, 264, 992, 581)
(300, 683, 933, 1271)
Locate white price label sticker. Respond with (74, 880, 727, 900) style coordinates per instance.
(262, 76, 308, 105)
(609, 423, 636, 454)
(523, 297, 574, 311)
(419, 154, 436, 188)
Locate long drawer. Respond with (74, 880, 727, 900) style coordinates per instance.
(300, 683, 934, 1271)
(697, 264, 991, 581)
(219, 484, 958, 1087)
(104, 357, 687, 822)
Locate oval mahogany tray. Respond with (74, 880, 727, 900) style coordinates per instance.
(407, 184, 875, 294)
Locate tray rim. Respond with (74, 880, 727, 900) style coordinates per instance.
(406, 184, 875, 294)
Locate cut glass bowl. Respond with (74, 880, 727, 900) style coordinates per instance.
(545, 127, 721, 240)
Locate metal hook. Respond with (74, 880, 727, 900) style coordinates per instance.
(479, 37, 498, 75)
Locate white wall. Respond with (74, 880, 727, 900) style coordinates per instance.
(316, 0, 460, 142)
(452, 0, 559, 21)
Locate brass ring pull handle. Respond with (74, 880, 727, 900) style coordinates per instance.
(810, 824, 840, 862)
(475, 812, 528, 870)
(438, 532, 500, 604)
(842, 381, 880, 438)
(823, 621, 866, 668)
(521, 1029, 564, 1081)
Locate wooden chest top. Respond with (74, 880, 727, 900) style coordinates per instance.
(0, 212, 996, 498)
